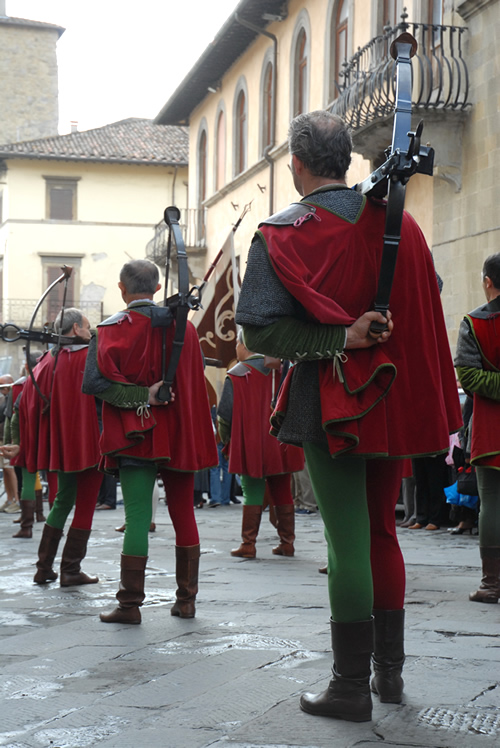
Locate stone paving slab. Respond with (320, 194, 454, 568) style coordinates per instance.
(1, 501, 499, 747)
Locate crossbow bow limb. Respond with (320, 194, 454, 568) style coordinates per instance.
(354, 32, 435, 337)
(151, 206, 202, 402)
(0, 265, 75, 411)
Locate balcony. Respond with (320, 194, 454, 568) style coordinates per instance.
(329, 18, 471, 171)
(145, 208, 208, 289)
(0, 299, 104, 330)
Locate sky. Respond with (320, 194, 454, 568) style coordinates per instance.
(7, 0, 241, 134)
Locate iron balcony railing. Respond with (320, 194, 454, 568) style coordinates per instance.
(0, 299, 104, 329)
(146, 207, 207, 265)
(329, 18, 470, 131)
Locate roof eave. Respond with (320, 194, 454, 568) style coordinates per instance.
(0, 153, 188, 167)
(154, 0, 287, 125)
(0, 16, 65, 38)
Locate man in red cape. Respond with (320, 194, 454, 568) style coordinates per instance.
(455, 252, 500, 604)
(3, 309, 102, 588)
(217, 331, 303, 558)
(236, 111, 462, 722)
(83, 259, 217, 624)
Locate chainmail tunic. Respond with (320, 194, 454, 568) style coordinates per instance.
(236, 187, 365, 446)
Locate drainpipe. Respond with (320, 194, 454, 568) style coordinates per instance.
(171, 166, 178, 205)
(234, 14, 279, 216)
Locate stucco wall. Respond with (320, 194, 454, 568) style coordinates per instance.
(433, 0, 500, 352)
(1, 158, 188, 318)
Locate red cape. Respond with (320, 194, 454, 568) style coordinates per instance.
(260, 199, 462, 458)
(19, 347, 100, 472)
(465, 314, 500, 468)
(227, 361, 304, 477)
(96, 312, 217, 471)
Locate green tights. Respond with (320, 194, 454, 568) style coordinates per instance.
(476, 466, 500, 547)
(21, 469, 36, 501)
(240, 473, 293, 506)
(120, 466, 157, 556)
(303, 443, 372, 623)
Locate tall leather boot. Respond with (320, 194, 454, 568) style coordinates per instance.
(272, 504, 295, 556)
(59, 527, 99, 586)
(469, 547, 500, 603)
(35, 489, 46, 522)
(300, 618, 373, 722)
(100, 554, 147, 624)
(12, 500, 35, 538)
(33, 524, 64, 584)
(371, 609, 405, 703)
(171, 544, 200, 618)
(231, 505, 262, 558)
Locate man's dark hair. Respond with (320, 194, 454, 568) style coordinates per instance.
(288, 110, 352, 178)
(54, 307, 83, 335)
(120, 260, 159, 295)
(482, 253, 500, 290)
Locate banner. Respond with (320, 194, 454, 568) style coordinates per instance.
(191, 231, 241, 369)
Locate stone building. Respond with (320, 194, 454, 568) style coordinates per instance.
(0, 118, 189, 372)
(154, 0, 500, 354)
(0, 0, 63, 143)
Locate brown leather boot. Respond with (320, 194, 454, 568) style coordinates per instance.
(272, 504, 295, 556)
(100, 554, 147, 624)
(469, 547, 500, 603)
(12, 500, 35, 538)
(371, 609, 405, 703)
(34, 524, 63, 584)
(60, 527, 99, 586)
(35, 489, 46, 522)
(231, 505, 262, 558)
(300, 618, 373, 722)
(171, 544, 200, 618)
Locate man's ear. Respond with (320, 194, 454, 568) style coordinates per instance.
(155, 283, 161, 293)
(118, 281, 126, 294)
(292, 154, 303, 174)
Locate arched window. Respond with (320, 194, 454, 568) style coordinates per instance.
(383, 0, 404, 27)
(215, 108, 226, 191)
(261, 60, 273, 154)
(198, 127, 207, 205)
(429, 0, 443, 24)
(335, 0, 349, 84)
(294, 28, 308, 116)
(429, 0, 443, 45)
(234, 85, 247, 176)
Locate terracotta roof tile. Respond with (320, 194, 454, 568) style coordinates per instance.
(0, 119, 189, 166)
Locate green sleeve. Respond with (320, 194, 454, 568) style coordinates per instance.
(456, 365, 500, 401)
(217, 415, 231, 445)
(96, 382, 149, 408)
(10, 411, 20, 445)
(4, 415, 11, 445)
(242, 317, 347, 361)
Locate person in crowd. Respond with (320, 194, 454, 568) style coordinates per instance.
(3, 309, 102, 587)
(0, 374, 20, 515)
(455, 252, 500, 603)
(83, 259, 217, 624)
(3, 352, 42, 524)
(407, 454, 450, 531)
(95, 471, 118, 510)
(235, 110, 462, 722)
(208, 404, 232, 507)
(217, 332, 304, 559)
(292, 463, 317, 515)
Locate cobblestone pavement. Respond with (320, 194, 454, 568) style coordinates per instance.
(1, 495, 499, 748)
